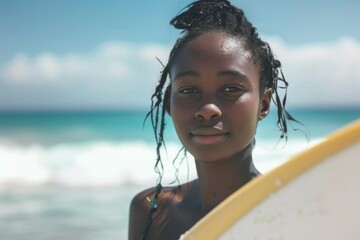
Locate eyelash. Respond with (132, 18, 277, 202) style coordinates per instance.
(178, 87, 198, 94)
(177, 86, 245, 95)
(223, 86, 243, 93)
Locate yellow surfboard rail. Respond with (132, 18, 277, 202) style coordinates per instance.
(180, 119, 360, 240)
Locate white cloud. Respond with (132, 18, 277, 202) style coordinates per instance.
(2, 54, 34, 83)
(0, 38, 359, 109)
(97, 41, 131, 59)
(1, 42, 169, 85)
(265, 36, 360, 107)
(0, 41, 170, 109)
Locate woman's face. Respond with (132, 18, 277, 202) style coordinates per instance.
(169, 31, 270, 163)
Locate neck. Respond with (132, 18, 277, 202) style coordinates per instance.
(195, 143, 260, 214)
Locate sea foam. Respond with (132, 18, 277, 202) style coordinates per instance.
(0, 138, 319, 188)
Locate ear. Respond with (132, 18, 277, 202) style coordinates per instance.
(258, 88, 272, 120)
(164, 85, 171, 116)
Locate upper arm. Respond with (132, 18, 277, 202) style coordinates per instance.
(128, 189, 154, 240)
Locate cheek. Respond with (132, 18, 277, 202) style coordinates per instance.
(170, 92, 196, 115)
(170, 96, 191, 130)
(170, 96, 182, 119)
(230, 94, 260, 132)
(232, 93, 260, 115)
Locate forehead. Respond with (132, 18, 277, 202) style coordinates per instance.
(170, 31, 258, 78)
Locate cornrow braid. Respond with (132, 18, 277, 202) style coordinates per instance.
(143, 1, 305, 238)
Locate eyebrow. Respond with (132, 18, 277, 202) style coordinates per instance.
(217, 70, 249, 81)
(173, 69, 250, 81)
(173, 71, 200, 80)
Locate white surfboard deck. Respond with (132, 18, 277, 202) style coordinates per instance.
(180, 120, 360, 240)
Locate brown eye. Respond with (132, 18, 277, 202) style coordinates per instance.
(179, 87, 198, 94)
(223, 86, 243, 93)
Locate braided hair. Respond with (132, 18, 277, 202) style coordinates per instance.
(143, 0, 302, 238)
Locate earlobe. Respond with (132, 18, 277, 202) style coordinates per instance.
(258, 88, 272, 120)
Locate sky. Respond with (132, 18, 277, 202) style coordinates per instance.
(0, 0, 359, 111)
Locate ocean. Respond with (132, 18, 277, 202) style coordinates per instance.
(0, 109, 359, 239)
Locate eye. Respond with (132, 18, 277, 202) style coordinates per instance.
(223, 86, 243, 93)
(178, 87, 198, 95)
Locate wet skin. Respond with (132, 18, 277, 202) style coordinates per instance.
(129, 30, 271, 240)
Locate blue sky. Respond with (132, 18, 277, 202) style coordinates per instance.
(1, 0, 359, 110)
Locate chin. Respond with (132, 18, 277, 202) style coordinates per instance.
(192, 151, 234, 163)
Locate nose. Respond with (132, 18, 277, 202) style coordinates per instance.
(195, 103, 222, 121)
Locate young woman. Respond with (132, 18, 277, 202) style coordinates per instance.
(129, 1, 298, 239)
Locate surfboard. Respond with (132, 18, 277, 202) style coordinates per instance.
(180, 120, 360, 240)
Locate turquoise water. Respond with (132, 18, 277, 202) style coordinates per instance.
(1, 109, 358, 144)
(0, 109, 359, 239)
(0, 111, 159, 145)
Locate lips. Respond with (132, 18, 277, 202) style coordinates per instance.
(190, 128, 229, 145)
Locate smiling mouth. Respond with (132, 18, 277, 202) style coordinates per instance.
(190, 133, 230, 145)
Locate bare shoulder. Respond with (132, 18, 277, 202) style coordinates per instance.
(130, 181, 195, 214)
(128, 186, 156, 240)
(128, 181, 197, 240)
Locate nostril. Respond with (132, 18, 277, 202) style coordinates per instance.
(195, 112, 204, 120)
(195, 104, 222, 121)
(210, 113, 220, 119)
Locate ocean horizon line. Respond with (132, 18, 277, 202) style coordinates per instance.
(0, 106, 359, 114)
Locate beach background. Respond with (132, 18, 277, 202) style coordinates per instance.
(0, 109, 359, 239)
(1, 1, 360, 239)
